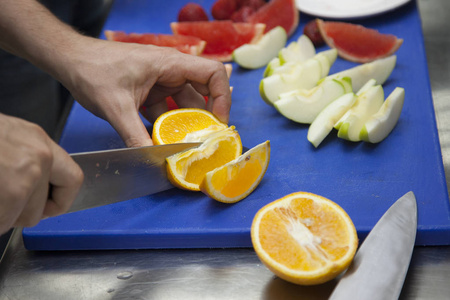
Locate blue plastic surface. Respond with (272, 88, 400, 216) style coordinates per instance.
(23, 0, 450, 250)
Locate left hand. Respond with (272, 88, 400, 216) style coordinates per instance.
(61, 38, 232, 147)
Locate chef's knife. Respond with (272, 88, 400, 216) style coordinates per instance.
(66, 143, 201, 213)
(329, 191, 417, 300)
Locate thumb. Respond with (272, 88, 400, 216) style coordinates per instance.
(110, 109, 153, 148)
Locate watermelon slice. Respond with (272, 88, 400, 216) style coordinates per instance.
(104, 30, 206, 56)
(317, 19, 403, 63)
(247, 0, 299, 37)
(171, 21, 265, 62)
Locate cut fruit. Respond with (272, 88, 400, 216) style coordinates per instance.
(260, 50, 337, 105)
(152, 108, 227, 145)
(171, 21, 265, 62)
(104, 30, 206, 55)
(232, 26, 287, 69)
(307, 93, 357, 148)
(200, 140, 270, 203)
(166, 126, 242, 191)
(251, 191, 358, 286)
(316, 19, 403, 63)
(247, 0, 299, 37)
(278, 35, 316, 65)
(274, 77, 352, 124)
(360, 87, 405, 143)
(263, 57, 281, 77)
(337, 85, 385, 141)
(327, 55, 397, 93)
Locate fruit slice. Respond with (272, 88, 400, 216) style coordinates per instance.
(274, 77, 352, 124)
(337, 85, 385, 141)
(247, 0, 299, 36)
(360, 87, 405, 143)
(171, 21, 265, 62)
(200, 140, 270, 203)
(327, 55, 397, 93)
(278, 35, 316, 65)
(251, 191, 358, 285)
(260, 50, 337, 105)
(232, 26, 287, 69)
(104, 30, 206, 56)
(307, 93, 357, 148)
(152, 108, 227, 145)
(317, 19, 403, 63)
(166, 126, 242, 191)
(263, 57, 281, 77)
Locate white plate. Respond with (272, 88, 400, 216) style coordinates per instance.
(295, 0, 411, 19)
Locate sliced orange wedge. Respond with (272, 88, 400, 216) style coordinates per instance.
(200, 141, 270, 203)
(166, 126, 242, 191)
(251, 192, 358, 285)
(152, 108, 227, 145)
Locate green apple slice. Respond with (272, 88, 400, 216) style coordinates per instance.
(263, 57, 280, 77)
(307, 93, 357, 148)
(334, 79, 378, 130)
(356, 79, 377, 96)
(274, 77, 353, 124)
(360, 87, 405, 143)
(328, 55, 397, 92)
(278, 34, 315, 65)
(337, 85, 385, 141)
(232, 26, 287, 69)
(260, 58, 323, 105)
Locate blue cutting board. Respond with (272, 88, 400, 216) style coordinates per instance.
(23, 0, 450, 250)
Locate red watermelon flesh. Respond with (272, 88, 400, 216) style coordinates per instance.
(317, 19, 403, 63)
(171, 21, 265, 62)
(104, 30, 206, 55)
(247, 0, 299, 36)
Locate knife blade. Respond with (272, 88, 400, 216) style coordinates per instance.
(329, 191, 417, 300)
(66, 142, 201, 213)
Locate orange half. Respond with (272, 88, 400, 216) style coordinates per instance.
(251, 191, 358, 285)
(152, 108, 227, 145)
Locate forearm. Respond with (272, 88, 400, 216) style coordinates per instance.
(0, 0, 92, 85)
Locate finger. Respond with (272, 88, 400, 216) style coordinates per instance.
(172, 84, 207, 109)
(185, 60, 231, 124)
(43, 142, 84, 217)
(109, 104, 153, 147)
(13, 173, 49, 227)
(141, 98, 168, 124)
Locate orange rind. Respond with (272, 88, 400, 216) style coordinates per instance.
(200, 141, 270, 203)
(251, 192, 358, 285)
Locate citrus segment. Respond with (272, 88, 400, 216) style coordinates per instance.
(104, 30, 206, 55)
(171, 21, 265, 61)
(317, 19, 403, 63)
(152, 108, 227, 145)
(247, 0, 299, 36)
(166, 127, 243, 191)
(251, 192, 358, 285)
(200, 140, 270, 203)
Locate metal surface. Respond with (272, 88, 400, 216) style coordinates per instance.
(1, 0, 450, 299)
(330, 192, 417, 300)
(68, 143, 200, 213)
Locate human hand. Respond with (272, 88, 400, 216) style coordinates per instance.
(0, 114, 84, 234)
(62, 38, 232, 147)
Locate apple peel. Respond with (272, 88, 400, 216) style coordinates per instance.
(360, 87, 405, 143)
(233, 26, 287, 69)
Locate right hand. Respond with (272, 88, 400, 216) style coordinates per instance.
(0, 113, 84, 234)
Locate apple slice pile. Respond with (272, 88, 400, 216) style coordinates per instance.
(258, 35, 405, 147)
(309, 80, 405, 147)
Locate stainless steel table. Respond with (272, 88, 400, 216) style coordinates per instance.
(1, 0, 449, 298)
